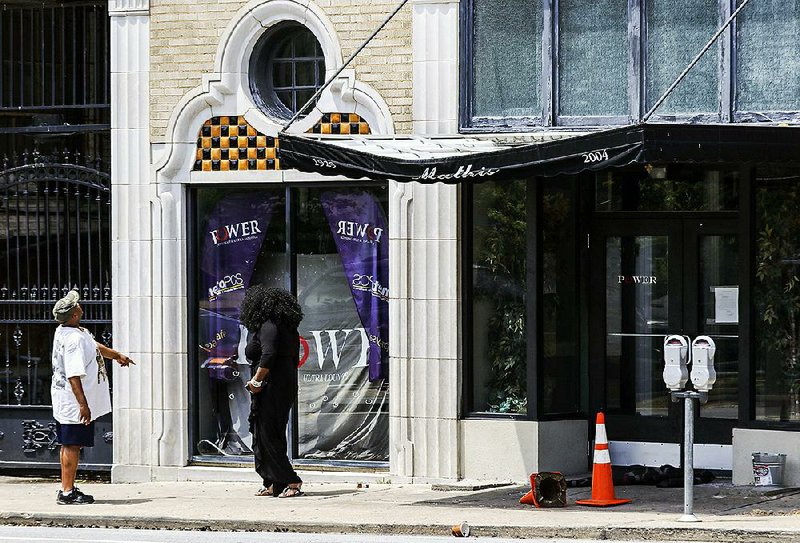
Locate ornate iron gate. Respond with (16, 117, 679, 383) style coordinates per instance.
(0, 150, 112, 469)
(0, 0, 111, 469)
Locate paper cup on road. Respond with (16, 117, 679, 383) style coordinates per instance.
(451, 521, 470, 537)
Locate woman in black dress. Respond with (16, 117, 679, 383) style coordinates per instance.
(240, 285, 304, 498)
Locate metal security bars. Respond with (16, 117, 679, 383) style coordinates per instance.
(0, 1, 110, 111)
(0, 149, 111, 407)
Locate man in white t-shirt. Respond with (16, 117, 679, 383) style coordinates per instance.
(51, 290, 134, 505)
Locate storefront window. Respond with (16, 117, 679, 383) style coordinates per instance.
(755, 167, 800, 422)
(195, 188, 287, 455)
(645, 0, 718, 114)
(595, 167, 739, 212)
(541, 180, 580, 414)
(736, 0, 800, 113)
(193, 186, 389, 460)
(295, 188, 389, 460)
(471, 0, 541, 119)
(471, 180, 527, 414)
(558, 0, 628, 117)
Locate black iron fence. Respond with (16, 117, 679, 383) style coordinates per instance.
(0, 1, 110, 111)
(0, 149, 111, 407)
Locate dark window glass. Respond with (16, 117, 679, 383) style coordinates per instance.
(249, 23, 325, 119)
(755, 167, 800, 422)
(194, 186, 391, 458)
(699, 234, 739, 420)
(646, 0, 718, 114)
(604, 234, 670, 415)
(472, 0, 542, 119)
(295, 62, 317, 87)
(195, 188, 287, 456)
(295, 187, 390, 460)
(594, 167, 739, 212)
(736, 0, 800, 112)
(541, 180, 580, 414)
(558, 0, 628, 117)
(471, 180, 527, 413)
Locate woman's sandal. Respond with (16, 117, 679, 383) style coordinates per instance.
(255, 485, 273, 496)
(278, 486, 304, 498)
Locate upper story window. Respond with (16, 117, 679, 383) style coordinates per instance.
(249, 23, 326, 120)
(461, 0, 800, 130)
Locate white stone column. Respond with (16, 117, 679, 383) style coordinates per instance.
(109, 0, 159, 481)
(389, 0, 460, 482)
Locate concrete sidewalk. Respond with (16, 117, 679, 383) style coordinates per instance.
(1, 474, 800, 541)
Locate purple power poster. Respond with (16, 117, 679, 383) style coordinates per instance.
(320, 190, 389, 381)
(199, 192, 275, 359)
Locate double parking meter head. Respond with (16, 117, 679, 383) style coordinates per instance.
(663, 335, 689, 391)
(690, 336, 717, 392)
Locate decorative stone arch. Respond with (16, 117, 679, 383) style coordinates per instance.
(155, 0, 395, 182)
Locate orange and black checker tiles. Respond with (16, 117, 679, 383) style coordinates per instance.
(309, 113, 371, 135)
(194, 116, 278, 172)
(193, 114, 371, 172)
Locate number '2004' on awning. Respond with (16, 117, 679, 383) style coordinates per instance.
(278, 123, 800, 184)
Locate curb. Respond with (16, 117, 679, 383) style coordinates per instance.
(0, 513, 797, 542)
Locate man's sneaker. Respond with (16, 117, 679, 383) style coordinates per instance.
(57, 487, 94, 505)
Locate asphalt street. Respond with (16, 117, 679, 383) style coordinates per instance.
(0, 528, 687, 543)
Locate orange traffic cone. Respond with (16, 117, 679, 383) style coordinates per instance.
(520, 472, 537, 505)
(519, 489, 535, 505)
(576, 412, 631, 507)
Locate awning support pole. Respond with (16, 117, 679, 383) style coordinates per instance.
(642, 0, 754, 123)
(282, 0, 412, 133)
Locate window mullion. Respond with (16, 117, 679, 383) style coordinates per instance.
(719, 0, 733, 121)
(542, 0, 555, 126)
(628, 0, 643, 122)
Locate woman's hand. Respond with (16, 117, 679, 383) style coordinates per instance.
(247, 380, 264, 394)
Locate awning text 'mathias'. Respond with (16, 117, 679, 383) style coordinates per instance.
(278, 124, 800, 184)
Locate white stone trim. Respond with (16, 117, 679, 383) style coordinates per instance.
(109, 0, 149, 15)
(154, 0, 395, 185)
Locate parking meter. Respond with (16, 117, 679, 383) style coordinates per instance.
(663, 335, 689, 391)
(690, 336, 716, 392)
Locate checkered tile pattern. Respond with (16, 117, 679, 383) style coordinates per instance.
(309, 113, 371, 135)
(194, 116, 278, 172)
(193, 114, 371, 172)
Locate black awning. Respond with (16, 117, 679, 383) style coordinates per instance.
(278, 123, 800, 184)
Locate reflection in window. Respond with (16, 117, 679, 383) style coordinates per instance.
(646, 0, 718, 114)
(541, 180, 580, 414)
(699, 235, 739, 420)
(558, 0, 628, 117)
(195, 188, 286, 456)
(736, 0, 800, 113)
(755, 168, 800, 422)
(605, 235, 670, 417)
(472, 0, 541, 119)
(595, 166, 739, 212)
(471, 180, 527, 413)
(193, 186, 390, 459)
(295, 187, 389, 460)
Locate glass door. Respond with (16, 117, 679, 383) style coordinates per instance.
(589, 219, 739, 466)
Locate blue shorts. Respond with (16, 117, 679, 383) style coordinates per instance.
(56, 421, 95, 447)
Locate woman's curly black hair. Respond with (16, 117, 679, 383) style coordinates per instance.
(239, 285, 303, 331)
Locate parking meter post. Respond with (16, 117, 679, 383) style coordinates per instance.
(679, 394, 699, 523)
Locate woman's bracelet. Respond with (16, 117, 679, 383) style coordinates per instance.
(249, 379, 263, 388)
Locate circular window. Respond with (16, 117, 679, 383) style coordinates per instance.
(249, 23, 326, 120)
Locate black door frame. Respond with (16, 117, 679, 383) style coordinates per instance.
(588, 215, 742, 448)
